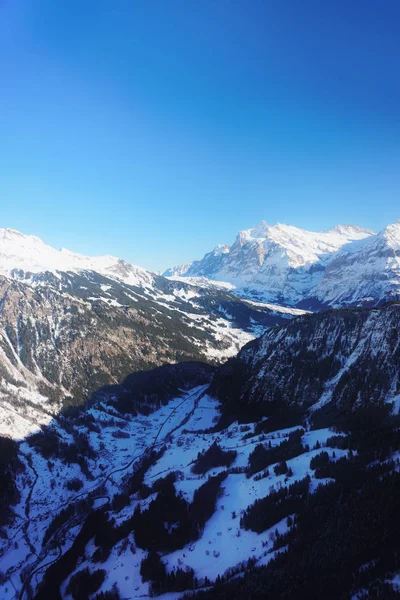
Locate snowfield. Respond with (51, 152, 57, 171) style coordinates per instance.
(0, 387, 349, 600)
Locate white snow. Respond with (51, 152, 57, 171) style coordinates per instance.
(165, 221, 376, 305)
(0, 385, 348, 600)
(0, 228, 155, 288)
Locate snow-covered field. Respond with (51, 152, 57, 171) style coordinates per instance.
(0, 386, 349, 600)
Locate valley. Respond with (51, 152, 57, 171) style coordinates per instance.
(0, 228, 305, 436)
(0, 380, 351, 600)
(2, 3, 399, 597)
(1, 224, 400, 599)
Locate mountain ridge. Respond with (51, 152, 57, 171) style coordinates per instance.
(209, 302, 400, 422)
(2, 301, 400, 600)
(165, 220, 400, 307)
(0, 227, 154, 289)
(0, 229, 308, 436)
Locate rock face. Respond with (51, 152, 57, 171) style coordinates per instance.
(210, 303, 400, 419)
(0, 276, 210, 401)
(165, 221, 376, 305)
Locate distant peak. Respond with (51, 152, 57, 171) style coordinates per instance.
(0, 226, 152, 285)
(212, 244, 230, 255)
(379, 220, 400, 245)
(0, 227, 49, 247)
(384, 219, 400, 231)
(326, 224, 376, 237)
(251, 220, 270, 237)
(0, 227, 28, 239)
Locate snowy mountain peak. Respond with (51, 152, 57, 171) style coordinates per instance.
(250, 220, 270, 238)
(165, 220, 381, 305)
(234, 222, 374, 254)
(0, 228, 154, 287)
(380, 220, 400, 247)
(326, 224, 376, 238)
(314, 220, 400, 306)
(213, 244, 230, 255)
(0, 227, 49, 248)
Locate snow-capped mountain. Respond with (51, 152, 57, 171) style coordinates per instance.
(165, 221, 376, 305)
(0, 228, 307, 436)
(313, 220, 400, 306)
(163, 244, 230, 279)
(3, 225, 400, 600)
(0, 228, 154, 288)
(2, 303, 400, 600)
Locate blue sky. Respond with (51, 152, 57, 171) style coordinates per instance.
(1, 0, 399, 271)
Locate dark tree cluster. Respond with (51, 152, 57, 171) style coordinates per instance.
(191, 441, 237, 475)
(325, 434, 350, 449)
(190, 471, 227, 532)
(93, 587, 121, 600)
(66, 567, 105, 600)
(132, 479, 192, 551)
(139, 470, 183, 499)
(241, 475, 310, 533)
(110, 491, 131, 512)
(62, 411, 101, 433)
(152, 471, 178, 490)
(111, 429, 130, 439)
(0, 436, 24, 526)
(140, 551, 196, 596)
(254, 409, 304, 436)
(309, 451, 330, 470)
(129, 472, 227, 553)
(93, 585, 121, 600)
(66, 477, 83, 492)
(35, 508, 109, 599)
(247, 429, 304, 476)
(127, 447, 166, 495)
(90, 453, 173, 562)
(140, 550, 167, 582)
(184, 408, 400, 600)
(95, 474, 223, 561)
(42, 499, 89, 545)
(273, 460, 291, 476)
(27, 427, 95, 475)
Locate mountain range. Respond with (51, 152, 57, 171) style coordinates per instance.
(2, 303, 400, 600)
(165, 220, 400, 308)
(0, 228, 303, 437)
(1, 223, 400, 600)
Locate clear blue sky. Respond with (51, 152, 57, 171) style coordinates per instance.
(1, 0, 399, 271)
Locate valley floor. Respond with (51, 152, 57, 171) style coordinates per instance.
(0, 386, 353, 600)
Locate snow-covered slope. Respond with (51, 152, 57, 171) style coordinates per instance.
(2, 340, 399, 599)
(164, 245, 230, 279)
(313, 220, 400, 306)
(0, 381, 349, 600)
(210, 302, 400, 418)
(165, 221, 375, 305)
(0, 228, 154, 288)
(2, 300, 400, 599)
(0, 229, 307, 434)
